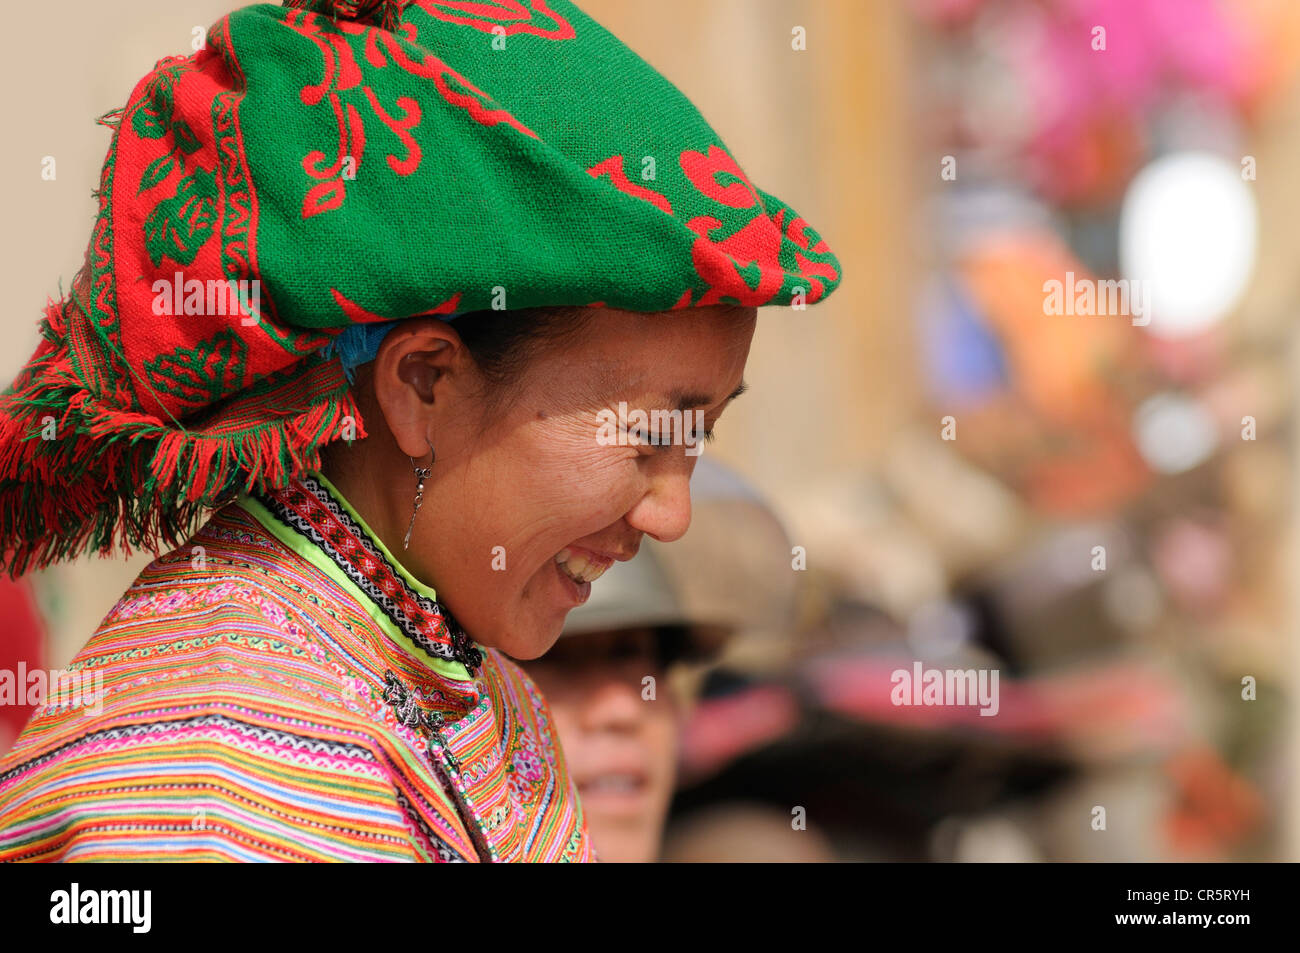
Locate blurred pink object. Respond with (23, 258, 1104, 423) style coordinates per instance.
(1027, 0, 1255, 201)
(676, 684, 800, 783)
(1150, 518, 1233, 615)
(804, 654, 1188, 758)
(1046, 0, 1253, 106)
(922, 0, 1263, 202)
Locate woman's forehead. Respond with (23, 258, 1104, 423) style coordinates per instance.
(557, 310, 754, 398)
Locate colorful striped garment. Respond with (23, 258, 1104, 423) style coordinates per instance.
(0, 474, 593, 862)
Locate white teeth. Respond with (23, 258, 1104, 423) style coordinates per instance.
(555, 549, 611, 584)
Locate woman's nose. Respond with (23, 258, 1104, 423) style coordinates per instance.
(625, 464, 693, 543)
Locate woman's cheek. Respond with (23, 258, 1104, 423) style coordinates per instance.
(535, 445, 644, 513)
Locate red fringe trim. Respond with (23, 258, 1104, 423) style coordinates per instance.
(0, 296, 365, 577)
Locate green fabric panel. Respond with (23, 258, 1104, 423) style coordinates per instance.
(225, 1, 840, 327)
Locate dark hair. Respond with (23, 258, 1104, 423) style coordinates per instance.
(453, 305, 591, 411)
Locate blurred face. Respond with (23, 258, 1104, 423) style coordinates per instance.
(520, 626, 680, 862)
(379, 304, 756, 659)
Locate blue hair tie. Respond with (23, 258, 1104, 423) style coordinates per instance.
(324, 314, 461, 382)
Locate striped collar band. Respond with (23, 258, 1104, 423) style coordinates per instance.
(255, 473, 483, 673)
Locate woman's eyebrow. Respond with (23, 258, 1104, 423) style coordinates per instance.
(667, 379, 748, 411)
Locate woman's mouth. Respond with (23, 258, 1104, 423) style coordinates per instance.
(554, 547, 614, 585)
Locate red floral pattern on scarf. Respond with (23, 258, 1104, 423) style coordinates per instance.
(587, 147, 839, 308)
(681, 145, 839, 307)
(286, 9, 538, 220)
(415, 0, 575, 39)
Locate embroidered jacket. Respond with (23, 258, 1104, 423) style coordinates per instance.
(0, 474, 593, 862)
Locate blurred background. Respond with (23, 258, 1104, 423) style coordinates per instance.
(2, 0, 1297, 861)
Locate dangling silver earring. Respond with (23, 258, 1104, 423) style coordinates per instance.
(403, 439, 435, 551)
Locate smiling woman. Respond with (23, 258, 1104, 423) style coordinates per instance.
(320, 303, 756, 662)
(0, 0, 839, 863)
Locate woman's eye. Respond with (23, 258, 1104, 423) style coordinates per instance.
(621, 425, 715, 449)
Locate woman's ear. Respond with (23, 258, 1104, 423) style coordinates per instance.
(371, 318, 461, 459)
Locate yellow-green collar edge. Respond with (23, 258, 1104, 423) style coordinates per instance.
(235, 473, 476, 684)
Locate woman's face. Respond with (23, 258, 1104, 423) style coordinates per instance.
(412, 305, 756, 659)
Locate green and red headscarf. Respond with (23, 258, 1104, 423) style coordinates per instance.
(0, 0, 841, 575)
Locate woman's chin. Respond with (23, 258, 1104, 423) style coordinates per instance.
(498, 561, 591, 658)
(500, 631, 564, 662)
(480, 559, 593, 660)
(492, 611, 569, 662)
